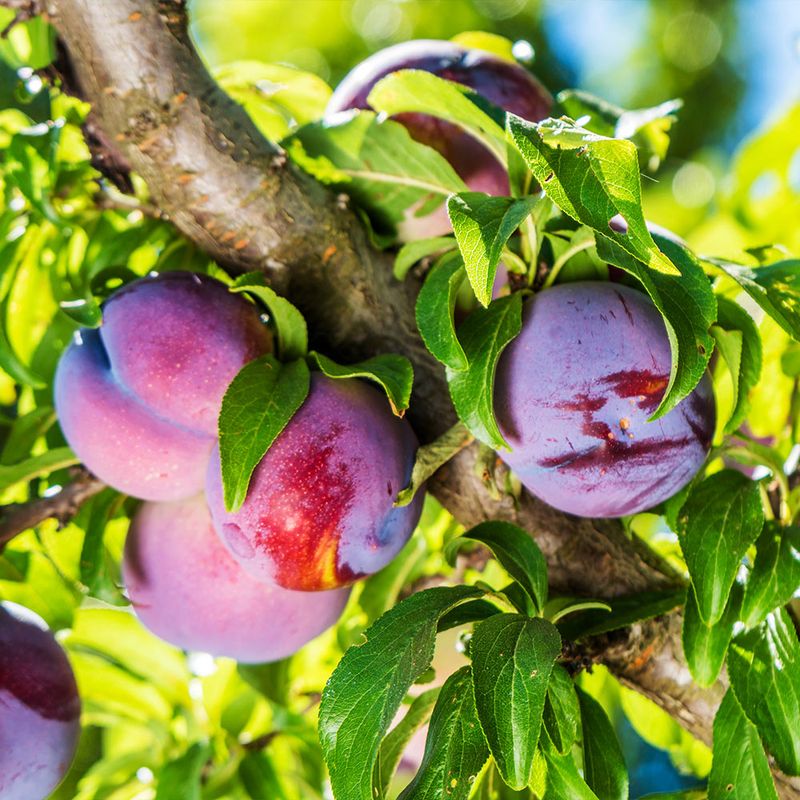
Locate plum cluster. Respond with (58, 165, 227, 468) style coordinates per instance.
(55, 271, 422, 663)
(0, 603, 81, 800)
(328, 40, 715, 515)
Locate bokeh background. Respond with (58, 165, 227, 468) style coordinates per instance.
(190, 0, 800, 246)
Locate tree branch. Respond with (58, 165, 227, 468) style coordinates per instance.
(12, 1, 797, 794)
(0, 469, 105, 549)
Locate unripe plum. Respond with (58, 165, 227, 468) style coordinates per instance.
(206, 374, 423, 591)
(0, 604, 81, 800)
(54, 272, 271, 501)
(326, 40, 552, 239)
(495, 282, 715, 517)
(122, 495, 350, 662)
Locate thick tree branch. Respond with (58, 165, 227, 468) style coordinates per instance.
(10, 1, 795, 794)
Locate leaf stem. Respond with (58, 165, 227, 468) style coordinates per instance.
(542, 239, 595, 290)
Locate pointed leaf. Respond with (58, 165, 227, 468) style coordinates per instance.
(398, 667, 489, 800)
(471, 614, 561, 789)
(394, 236, 456, 281)
(446, 293, 522, 449)
(708, 690, 778, 800)
(678, 470, 764, 625)
(447, 193, 537, 306)
(577, 687, 628, 800)
(683, 583, 742, 688)
(218, 355, 310, 511)
(542, 665, 580, 756)
(375, 687, 440, 798)
(456, 520, 548, 613)
(728, 609, 800, 775)
(742, 522, 800, 629)
(309, 351, 413, 417)
(416, 252, 469, 371)
(231, 274, 307, 361)
(595, 233, 716, 418)
(507, 114, 677, 276)
(320, 585, 483, 800)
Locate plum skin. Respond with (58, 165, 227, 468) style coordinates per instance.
(326, 39, 552, 240)
(206, 374, 424, 592)
(122, 495, 350, 662)
(54, 271, 271, 501)
(495, 282, 715, 518)
(0, 604, 81, 800)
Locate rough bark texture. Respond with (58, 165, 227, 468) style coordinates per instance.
(6, 0, 797, 795)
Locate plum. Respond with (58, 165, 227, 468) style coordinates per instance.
(122, 495, 350, 662)
(0, 604, 81, 800)
(495, 281, 715, 517)
(326, 40, 552, 239)
(54, 272, 271, 501)
(206, 374, 423, 591)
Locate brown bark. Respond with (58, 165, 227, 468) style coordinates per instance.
(4, 0, 796, 795)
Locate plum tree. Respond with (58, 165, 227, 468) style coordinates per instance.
(326, 39, 552, 239)
(0, 604, 81, 800)
(206, 373, 423, 591)
(122, 495, 350, 661)
(54, 272, 271, 501)
(495, 282, 715, 517)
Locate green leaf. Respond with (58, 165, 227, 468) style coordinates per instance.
(447, 193, 537, 307)
(394, 236, 456, 281)
(239, 752, 289, 800)
(0, 308, 46, 388)
(455, 521, 548, 613)
(712, 296, 762, 433)
(682, 583, 742, 688)
(238, 659, 292, 706)
(59, 296, 103, 328)
(415, 253, 469, 371)
(706, 258, 800, 341)
(397, 668, 489, 800)
(218, 355, 310, 512)
(155, 742, 210, 800)
(319, 585, 482, 800)
(678, 470, 764, 625)
(214, 60, 331, 141)
(557, 90, 682, 170)
(708, 690, 778, 800)
(285, 112, 467, 233)
(556, 588, 685, 641)
(595, 233, 717, 418)
(451, 31, 516, 62)
(542, 747, 599, 800)
(79, 488, 122, 593)
(507, 114, 677, 276)
(368, 70, 507, 165)
(446, 293, 522, 449)
(0, 446, 79, 493)
(0, 405, 56, 465)
(577, 687, 628, 800)
(308, 351, 413, 417)
(437, 598, 502, 632)
(742, 522, 800, 629)
(728, 609, 800, 775)
(374, 688, 440, 798)
(542, 665, 580, 756)
(395, 421, 474, 507)
(471, 614, 561, 789)
(231, 273, 307, 361)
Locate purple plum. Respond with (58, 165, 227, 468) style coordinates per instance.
(495, 282, 715, 517)
(122, 495, 350, 662)
(54, 272, 271, 501)
(0, 604, 81, 800)
(326, 40, 552, 240)
(206, 374, 423, 591)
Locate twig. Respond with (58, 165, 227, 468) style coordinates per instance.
(0, 1, 40, 38)
(0, 469, 106, 549)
